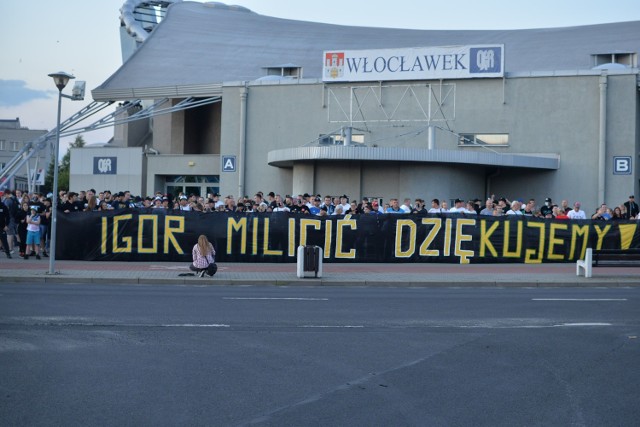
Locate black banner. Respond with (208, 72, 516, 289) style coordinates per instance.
(57, 210, 640, 263)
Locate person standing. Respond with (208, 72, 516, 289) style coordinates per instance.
(25, 207, 41, 260)
(567, 202, 586, 219)
(40, 197, 52, 257)
(60, 192, 82, 213)
(428, 199, 444, 213)
(178, 195, 191, 211)
(522, 199, 536, 216)
(449, 198, 466, 213)
(15, 202, 29, 257)
(321, 195, 335, 215)
(479, 199, 495, 216)
(400, 198, 412, 213)
(540, 197, 554, 217)
(412, 199, 427, 214)
(623, 195, 639, 219)
(189, 235, 217, 277)
(0, 199, 12, 258)
(2, 190, 18, 254)
(506, 201, 524, 215)
(386, 198, 403, 213)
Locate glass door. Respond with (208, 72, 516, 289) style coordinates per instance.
(164, 175, 220, 199)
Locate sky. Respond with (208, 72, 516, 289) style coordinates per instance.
(2, 0, 640, 154)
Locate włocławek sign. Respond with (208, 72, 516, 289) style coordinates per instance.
(322, 45, 504, 82)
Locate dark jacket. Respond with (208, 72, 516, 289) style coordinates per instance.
(0, 203, 9, 229)
(624, 200, 639, 218)
(15, 208, 29, 234)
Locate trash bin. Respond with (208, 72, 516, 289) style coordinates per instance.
(296, 245, 323, 278)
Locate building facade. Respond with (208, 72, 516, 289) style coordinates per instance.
(0, 118, 49, 192)
(74, 1, 640, 213)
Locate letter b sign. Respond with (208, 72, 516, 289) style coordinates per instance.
(613, 156, 631, 175)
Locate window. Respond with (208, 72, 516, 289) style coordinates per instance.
(165, 175, 220, 199)
(318, 134, 365, 145)
(262, 65, 302, 78)
(11, 141, 21, 151)
(164, 175, 219, 184)
(592, 52, 636, 68)
(459, 134, 509, 147)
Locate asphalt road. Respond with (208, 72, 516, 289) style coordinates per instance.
(1, 283, 639, 426)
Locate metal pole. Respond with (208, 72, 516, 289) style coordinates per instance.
(48, 89, 62, 275)
(31, 155, 40, 194)
(237, 85, 247, 199)
(26, 155, 33, 194)
(428, 125, 435, 150)
(598, 73, 607, 205)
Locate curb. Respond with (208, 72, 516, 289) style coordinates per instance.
(1, 274, 640, 287)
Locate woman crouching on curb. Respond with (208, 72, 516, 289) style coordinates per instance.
(189, 234, 217, 277)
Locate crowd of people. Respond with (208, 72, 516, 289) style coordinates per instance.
(1, 187, 639, 260)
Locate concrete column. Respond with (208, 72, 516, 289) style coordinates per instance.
(292, 163, 315, 196)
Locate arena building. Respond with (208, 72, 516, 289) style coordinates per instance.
(71, 0, 639, 211)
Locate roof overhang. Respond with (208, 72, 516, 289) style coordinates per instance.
(267, 146, 560, 169)
(94, 0, 640, 98)
(92, 83, 223, 102)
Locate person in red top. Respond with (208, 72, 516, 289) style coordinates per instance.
(554, 205, 569, 220)
(189, 234, 217, 277)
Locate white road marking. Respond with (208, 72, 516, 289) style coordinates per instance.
(223, 297, 328, 301)
(161, 324, 230, 328)
(556, 323, 612, 327)
(451, 323, 613, 329)
(300, 325, 364, 328)
(3, 318, 232, 328)
(532, 298, 627, 301)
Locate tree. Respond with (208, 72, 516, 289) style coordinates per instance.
(44, 135, 85, 193)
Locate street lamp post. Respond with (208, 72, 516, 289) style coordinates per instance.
(47, 71, 75, 275)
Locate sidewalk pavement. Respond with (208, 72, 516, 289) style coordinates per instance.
(2, 256, 640, 287)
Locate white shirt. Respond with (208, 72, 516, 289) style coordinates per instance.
(567, 209, 586, 219)
(506, 209, 523, 215)
(27, 214, 41, 232)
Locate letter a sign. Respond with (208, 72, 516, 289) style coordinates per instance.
(222, 155, 236, 172)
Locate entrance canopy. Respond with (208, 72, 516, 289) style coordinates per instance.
(268, 146, 560, 170)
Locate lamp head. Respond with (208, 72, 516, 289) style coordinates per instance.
(48, 71, 75, 91)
